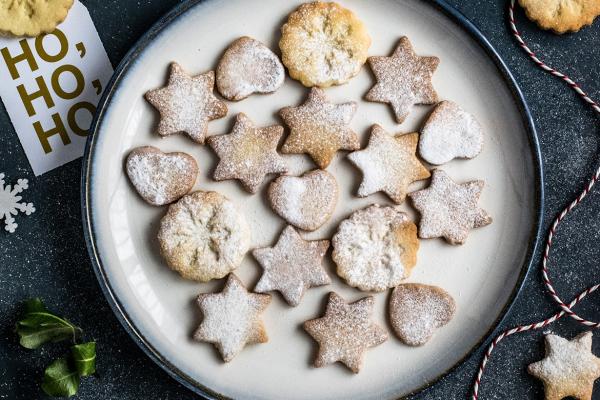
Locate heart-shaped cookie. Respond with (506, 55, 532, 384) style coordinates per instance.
(268, 169, 338, 231)
(126, 146, 198, 206)
(418, 101, 483, 165)
(388, 283, 456, 346)
(216, 36, 285, 101)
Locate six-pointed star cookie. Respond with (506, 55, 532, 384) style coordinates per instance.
(207, 113, 288, 193)
(408, 169, 492, 245)
(365, 36, 439, 123)
(253, 225, 331, 307)
(279, 88, 360, 169)
(528, 332, 600, 400)
(303, 292, 388, 373)
(348, 125, 430, 204)
(194, 274, 271, 362)
(145, 62, 227, 144)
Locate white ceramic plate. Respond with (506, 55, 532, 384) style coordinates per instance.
(82, 1, 543, 399)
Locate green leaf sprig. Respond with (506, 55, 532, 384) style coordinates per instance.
(16, 298, 96, 398)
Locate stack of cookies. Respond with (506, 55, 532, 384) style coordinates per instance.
(124, 1, 491, 373)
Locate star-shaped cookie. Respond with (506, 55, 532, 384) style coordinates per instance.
(365, 36, 439, 123)
(408, 169, 492, 245)
(528, 332, 600, 400)
(253, 226, 331, 307)
(347, 124, 430, 204)
(207, 113, 288, 193)
(193, 274, 271, 362)
(279, 88, 360, 169)
(303, 292, 388, 373)
(145, 62, 227, 144)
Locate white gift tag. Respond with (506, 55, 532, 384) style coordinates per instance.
(0, 1, 113, 176)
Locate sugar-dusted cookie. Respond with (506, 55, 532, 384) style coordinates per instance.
(304, 292, 387, 373)
(365, 37, 439, 123)
(194, 274, 271, 362)
(408, 169, 492, 245)
(125, 146, 198, 206)
(332, 204, 419, 292)
(207, 113, 287, 194)
(158, 191, 250, 282)
(0, 0, 73, 37)
(145, 63, 227, 144)
(418, 101, 483, 165)
(347, 125, 430, 204)
(388, 284, 456, 346)
(528, 332, 600, 400)
(253, 226, 330, 307)
(279, 88, 360, 169)
(519, 0, 600, 33)
(268, 169, 338, 231)
(216, 36, 285, 101)
(279, 2, 371, 87)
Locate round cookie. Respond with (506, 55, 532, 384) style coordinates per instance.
(158, 191, 250, 282)
(0, 0, 73, 37)
(216, 36, 285, 101)
(519, 0, 600, 34)
(279, 2, 371, 88)
(388, 283, 456, 346)
(332, 204, 419, 292)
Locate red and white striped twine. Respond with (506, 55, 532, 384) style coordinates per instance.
(472, 1, 600, 398)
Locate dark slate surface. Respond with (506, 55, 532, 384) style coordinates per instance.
(1, 1, 599, 399)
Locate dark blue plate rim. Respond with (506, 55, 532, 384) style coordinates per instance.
(81, 1, 544, 398)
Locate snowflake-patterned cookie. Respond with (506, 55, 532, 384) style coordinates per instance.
(279, 88, 360, 169)
(194, 274, 271, 362)
(0, 173, 35, 233)
(303, 292, 388, 373)
(253, 225, 331, 306)
(528, 332, 600, 400)
(347, 125, 430, 204)
(365, 37, 439, 123)
(408, 169, 492, 245)
(207, 113, 288, 194)
(145, 62, 227, 144)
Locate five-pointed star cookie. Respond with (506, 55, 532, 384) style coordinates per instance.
(365, 36, 439, 123)
(253, 225, 331, 307)
(408, 169, 492, 245)
(145, 62, 227, 144)
(347, 124, 430, 204)
(279, 88, 360, 169)
(193, 274, 271, 362)
(303, 292, 388, 373)
(207, 113, 288, 193)
(528, 332, 600, 400)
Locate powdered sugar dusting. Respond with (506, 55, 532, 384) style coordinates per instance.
(332, 204, 420, 292)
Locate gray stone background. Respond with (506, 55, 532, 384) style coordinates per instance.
(1, 0, 599, 399)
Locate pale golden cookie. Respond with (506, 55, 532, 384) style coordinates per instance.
(268, 169, 338, 231)
(279, 1, 371, 87)
(366, 37, 439, 123)
(388, 284, 456, 346)
(304, 292, 387, 373)
(253, 225, 330, 307)
(279, 88, 359, 169)
(332, 204, 419, 292)
(0, 0, 73, 37)
(145, 63, 227, 144)
(207, 113, 288, 194)
(158, 191, 250, 282)
(519, 0, 600, 33)
(347, 125, 430, 204)
(194, 274, 271, 362)
(528, 332, 600, 400)
(125, 146, 198, 206)
(216, 36, 285, 101)
(408, 169, 492, 245)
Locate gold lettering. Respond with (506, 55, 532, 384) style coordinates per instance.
(1, 39, 38, 80)
(17, 76, 55, 117)
(33, 113, 71, 154)
(35, 29, 69, 63)
(67, 102, 95, 137)
(51, 65, 84, 100)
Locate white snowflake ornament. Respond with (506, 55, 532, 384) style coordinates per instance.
(0, 173, 35, 233)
